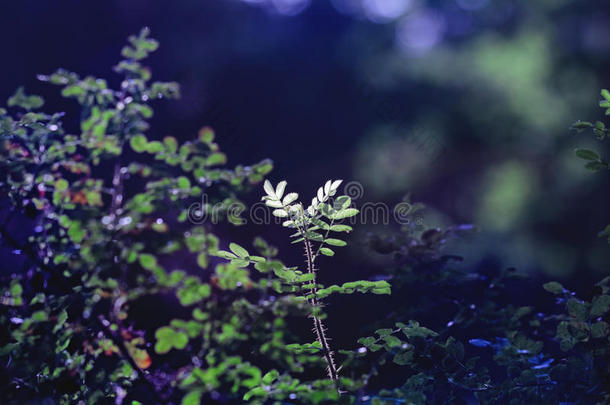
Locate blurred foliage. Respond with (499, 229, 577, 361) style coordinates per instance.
(343, 201, 610, 404)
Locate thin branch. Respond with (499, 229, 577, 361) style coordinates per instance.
(303, 233, 339, 384)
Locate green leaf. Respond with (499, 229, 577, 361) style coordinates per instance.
(329, 224, 352, 232)
(262, 370, 279, 384)
(181, 390, 202, 405)
(375, 328, 393, 337)
(584, 161, 608, 171)
(55, 178, 69, 192)
(130, 134, 148, 153)
(139, 254, 157, 270)
(10, 282, 23, 297)
(67, 223, 85, 243)
(177, 277, 211, 306)
(229, 243, 249, 258)
(231, 258, 250, 268)
(196, 252, 208, 269)
(602, 89, 610, 101)
(244, 387, 266, 401)
(214, 250, 238, 260)
(192, 308, 208, 321)
(164, 136, 178, 153)
(591, 321, 609, 338)
(397, 321, 438, 338)
(575, 148, 600, 161)
(383, 335, 402, 348)
(320, 248, 335, 256)
(590, 295, 610, 317)
(567, 299, 587, 321)
(198, 127, 215, 143)
(325, 238, 346, 247)
(31, 310, 48, 322)
(358, 336, 376, 347)
(173, 332, 188, 349)
(8, 87, 44, 110)
(542, 281, 564, 295)
(333, 195, 351, 210)
(206, 152, 226, 166)
(146, 141, 164, 153)
(177, 176, 191, 189)
(329, 208, 359, 220)
(571, 121, 593, 130)
(393, 350, 413, 365)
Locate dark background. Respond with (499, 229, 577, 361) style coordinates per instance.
(1, 0, 609, 294)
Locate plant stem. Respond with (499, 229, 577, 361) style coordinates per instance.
(303, 235, 339, 384)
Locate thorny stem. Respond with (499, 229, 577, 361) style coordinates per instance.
(283, 203, 339, 386)
(303, 233, 339, 385)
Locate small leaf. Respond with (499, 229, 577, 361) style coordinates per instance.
(244, 387, 266, 401)
(317, 187, 324, 202)
(330, 224, 352, 232)
(229, 243, 249, 258)
(139, 254, 157, 270)
(383, 335, 402, 347)
(330, 179, 343, 191)
(275, 181, 287, 199)
(263, 180, 276, 197)
(232, 258, 250, 268)
(329, 208, 359, 220)
(282, 192, 298, 205)
(163, 136, 178, 153)
(182, 390, 202, 405)
(543, 281, 564, 295)
(575, 148, 600, 161)
(265, 199, 283, 208)
(55, 178, 69, 192)
(206, 152, 226, 166)
(214, 250, 237, 259)
(393, 350, 413, 365)
(590, 295, 610, 317)
(262, 370, 279, 384)
(199, 126, 215, 143)
(324, 180, 332, 194)
(272, 209, 288, 217)
(585, 161, 607, 171)
(177, 176, 191, 189)
(567, 298, 587, 321)
(130, 134, 148, 153)
(196, 252, 208, 268)
(325, 238, 347, 247)
(333, 195, 351, 210)
(320, 248, 335, 256)
(571, 120, 593, 130)
(591, 321, 609, 338)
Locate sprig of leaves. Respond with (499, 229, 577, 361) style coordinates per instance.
(262, 179, 358, 258)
